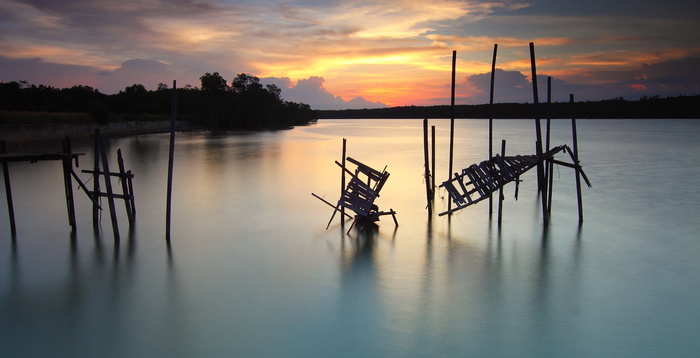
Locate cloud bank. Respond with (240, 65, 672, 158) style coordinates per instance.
(465, 57, 700, 104)
(1, 0, 699, 108)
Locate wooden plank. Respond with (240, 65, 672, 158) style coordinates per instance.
(455, 173, 473, 204)
(80, 169, 134, 178)
(312, 193, 353, 219)
(464, 167, 487, 197)
(442, 181, 466, 206)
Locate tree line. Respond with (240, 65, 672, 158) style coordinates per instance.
(0, 72, 317, 130)
(315, 95, 700, 119)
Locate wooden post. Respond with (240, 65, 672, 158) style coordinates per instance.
(166, 80, 177, 242)
(92, 130, 101, 230)
(61, 137, 77, 231)
(117, 149, 134, 225)
(547, 157, 554, 215)
(530, 42, 548, 224)
(571, 94, 584, 223)
(127, 169, 135, 217)
(1, 140, 17, 238)
(99, 138, 120, 242)
(431, 125, 436, 200)
(546, 76, 553, 215)
(497, 139, 506, 226)
(488, 44, 498, 219)
(447, 50, 456, 214)
(546, 76, 552, 153)
(423, 118, 432, 215)
(341, 138, 347, 226)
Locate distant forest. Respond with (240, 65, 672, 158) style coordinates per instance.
(0, 72, 317, 130)
(316, 95, 700, 119)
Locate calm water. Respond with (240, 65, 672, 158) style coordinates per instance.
(1, 119, 699, 357)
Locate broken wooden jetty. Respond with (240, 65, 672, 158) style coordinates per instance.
(438, 144, 591, 217)
(313, 140, 398, 233)
(1, 130, 135, 241)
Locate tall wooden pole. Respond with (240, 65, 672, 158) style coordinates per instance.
(488, 44, 498, 218)
(99, 138, 120, 242)
(571, 94, 584, 223)
(423, 119, 432, 216)
(431, 125, 436, 200)
(497, 139, 506, 226)
(92, 130, 101, 230)
(546, 76, 553, 214)
(61, 137, 77, 231)
(529, 42, 548, 224)
(1, 140, 16, 238)
(341, 138, 347, 226)
(546, 76, 552, 153)
(117, 149, 134, 225)
(166, 80, 177, 242)
(447, 50, 456, 214)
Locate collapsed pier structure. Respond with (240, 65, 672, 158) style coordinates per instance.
(438, 144, 591, 217)
(313, 139, 398, 233)
(1, 130, 135, 241)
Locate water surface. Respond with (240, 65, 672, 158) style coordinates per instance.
(1, 119, 699, 357)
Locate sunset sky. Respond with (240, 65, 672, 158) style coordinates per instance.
(1, 0, 699, 109)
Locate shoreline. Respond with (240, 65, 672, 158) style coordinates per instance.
(1, 121, 200, 151)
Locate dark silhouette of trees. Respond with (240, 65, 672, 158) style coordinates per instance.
(315, 95, 700, 119)
(0, 73, 317, 129)
(201, 72, 229, 92)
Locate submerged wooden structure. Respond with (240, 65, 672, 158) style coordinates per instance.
(1, 131, 135, 241)
(313, 139, 398, 233)
(422, 43, 592, 224)
(438, 144, 591, 217)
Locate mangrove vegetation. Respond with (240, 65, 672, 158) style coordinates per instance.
(0, 72, 317, 130)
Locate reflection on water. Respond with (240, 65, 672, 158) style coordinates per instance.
(1, 119, 700, 357)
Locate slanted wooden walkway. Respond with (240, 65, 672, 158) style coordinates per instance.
(439, 144, 589, 216)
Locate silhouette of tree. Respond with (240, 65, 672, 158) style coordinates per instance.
(200, 72, 229, 92)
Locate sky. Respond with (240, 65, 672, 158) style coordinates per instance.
(1, 0, 699, 110)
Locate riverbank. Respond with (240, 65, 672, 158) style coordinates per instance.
(1, 120, 199, 151)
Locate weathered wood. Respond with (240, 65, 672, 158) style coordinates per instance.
(92, 129, 101, 229)
(488, 44, 498, 218)
(442, 181, 465, 206)
(431, 125, 436, 201)
(99, 138, 120, 242)
(312, 193, 352, 219)
(117, 149, 134, 224)
(61, 138, 77, 230)
(571, 93, 584, 223)
(530, 42, 548, 224)
(1, 139, 95, 236)
(454, 172, 472, 204)
(89, 192, 133, 200)
(438, 145, 569, 216)
(498, 140, 506, 225)
(166, 80, 176, 242)
(341, 138, 347, 225)
(1, 140, 16, 238)
(447, 50, 456, 214)
(127, 170, 136, 217)
(69, 169, 100, 208)
(81, 169, 134, 178)
(334, 160, 354, 177)
(423, 118, 432, 215)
